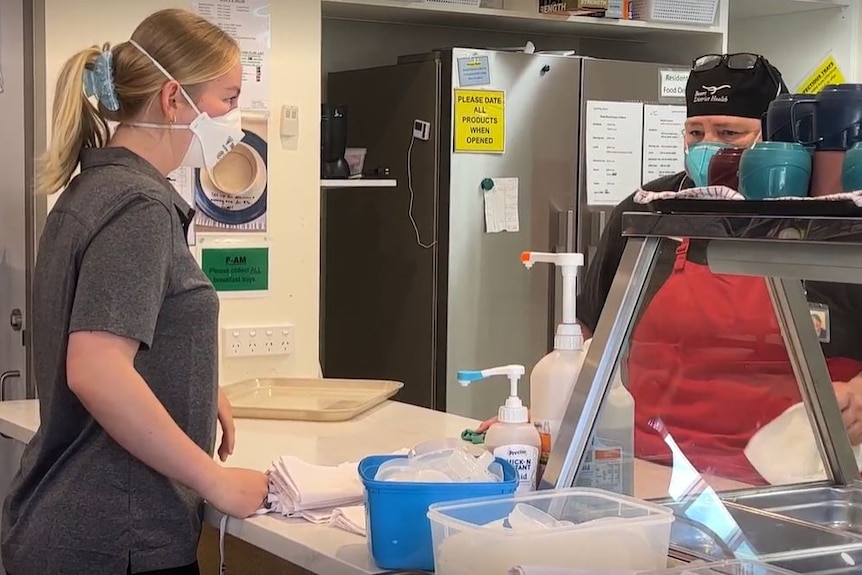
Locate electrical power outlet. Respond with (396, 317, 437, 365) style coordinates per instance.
(222, 325, 294, 358)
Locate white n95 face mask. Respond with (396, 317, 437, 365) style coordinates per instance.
(126, 39, 244, 172)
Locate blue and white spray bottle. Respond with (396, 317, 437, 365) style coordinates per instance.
(457, 365, 541, 492)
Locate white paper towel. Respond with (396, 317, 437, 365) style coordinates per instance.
(745, 402, 862, 484)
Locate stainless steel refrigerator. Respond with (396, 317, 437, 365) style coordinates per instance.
(322, 48, 685, 420)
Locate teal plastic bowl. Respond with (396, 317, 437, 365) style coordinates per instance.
(842, 142, 862, 192)
(739, 142, 812, 199)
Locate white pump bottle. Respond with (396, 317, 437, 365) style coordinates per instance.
(522, 252, 587, 477)
(457, 364, 541, 492)
(522, 251, 634, 495)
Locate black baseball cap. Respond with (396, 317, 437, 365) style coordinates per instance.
(686, 53, 788, 119)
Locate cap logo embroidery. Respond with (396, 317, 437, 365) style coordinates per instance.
(693, 84, 732, 104)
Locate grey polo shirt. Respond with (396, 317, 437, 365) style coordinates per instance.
(1, 148, 220, 574)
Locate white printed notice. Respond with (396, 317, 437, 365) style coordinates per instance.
(483, 177, 519, 233)
(192, 0, 271, 112)
(642, 104, 686, 183)
(585, 101, 644, 206)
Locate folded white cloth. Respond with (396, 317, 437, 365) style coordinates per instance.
(745, 402, 862, 484)
(266, 455, 364, 515)
(508, 567, 638, 575)
(633, 185, 862, 206)
(258, 450, 409, 535)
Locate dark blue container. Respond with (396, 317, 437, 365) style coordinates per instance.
(766, 93, 816, 144)
(358, 454, 518, 571)
(808, 84, 862, 151)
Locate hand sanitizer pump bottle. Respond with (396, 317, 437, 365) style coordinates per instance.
(457, 365, 541, 492)
(522, 251, 635, 495)
(521, 252, 587, 481)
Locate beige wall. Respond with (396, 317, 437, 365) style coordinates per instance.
(42, 0, 322, 383)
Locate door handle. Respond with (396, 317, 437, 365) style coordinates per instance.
(0, 370, 20, 439)
(1, 370, 21, 402)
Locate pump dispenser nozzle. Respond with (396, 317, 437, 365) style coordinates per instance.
(521, 251, 584, 351)
(457, 364, 528, 424)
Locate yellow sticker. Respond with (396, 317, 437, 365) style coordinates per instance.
(454, 89, 505, 153)
(795, 55, 846, 95)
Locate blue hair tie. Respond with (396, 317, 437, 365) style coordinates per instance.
(83, 50, 120, 112)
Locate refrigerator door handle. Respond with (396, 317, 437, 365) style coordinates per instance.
(587, 210, 608, 265)
(557, 209, 575, 253)
(591, 210, 607, 243)
(0, 370, 20, 402)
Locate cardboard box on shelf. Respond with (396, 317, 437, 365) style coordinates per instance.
(606, 0, 632, 19)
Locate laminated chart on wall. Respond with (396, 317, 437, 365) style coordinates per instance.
(585, 101, 645, 206)
(642, 104, 686, 183)
(454, 89, 505, 154)
(192, 0, 271, 111)
(188, 0, 271, 234)
(796, 54, 846, 95)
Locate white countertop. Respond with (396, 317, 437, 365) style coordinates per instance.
(0, 399, 748, 574)
(0, 399, 478, 575)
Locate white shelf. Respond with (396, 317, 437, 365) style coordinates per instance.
(730, 0, 850, 20)
(321, 179, 398, 188)
(322, 0, 724, 42)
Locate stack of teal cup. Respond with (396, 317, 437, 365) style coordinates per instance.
(739, 142, 812, 199)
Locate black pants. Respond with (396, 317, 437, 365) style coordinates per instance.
(128, 563, 200, 575)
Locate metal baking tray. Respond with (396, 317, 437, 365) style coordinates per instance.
(222, 377, 403, 422)
(726, 486, 862, 536)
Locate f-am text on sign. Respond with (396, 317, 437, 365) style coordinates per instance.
(454, 88, 505, 154)
(200, 247, 270, 293)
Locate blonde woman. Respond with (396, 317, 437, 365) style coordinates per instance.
(1, 9, 268, 575)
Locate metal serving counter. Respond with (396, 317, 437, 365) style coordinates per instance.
(539, 211, 862, 572)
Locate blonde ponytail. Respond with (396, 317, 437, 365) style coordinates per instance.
(37, 46, 111, 195)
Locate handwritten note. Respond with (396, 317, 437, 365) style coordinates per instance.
(483, 177, 519, 233)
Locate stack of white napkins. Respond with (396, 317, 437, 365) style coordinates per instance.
(260, 450, 409, 536)
(260, 455, 366, 535)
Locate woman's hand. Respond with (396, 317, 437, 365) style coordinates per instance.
(476, 409, 531, 434)
(217, 388, 236, 462)
(833, 377, 862, 445)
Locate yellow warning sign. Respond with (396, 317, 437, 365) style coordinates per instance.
(796, 55, 846, 95)
(454, 89, 505, 153)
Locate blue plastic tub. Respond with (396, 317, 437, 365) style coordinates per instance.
(358, 454, 518, 571)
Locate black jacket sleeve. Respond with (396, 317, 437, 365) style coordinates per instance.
(576, 196, 632, 334)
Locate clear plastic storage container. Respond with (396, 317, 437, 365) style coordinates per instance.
(427, 487, 674, 575)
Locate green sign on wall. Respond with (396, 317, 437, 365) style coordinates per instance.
(200, 247, 269, 292)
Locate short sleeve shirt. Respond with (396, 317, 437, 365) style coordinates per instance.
(1, 148, 220, 574)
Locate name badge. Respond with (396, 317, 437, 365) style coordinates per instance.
(809, 302, 830, 344)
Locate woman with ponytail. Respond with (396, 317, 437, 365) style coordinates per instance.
(1, 9, 267, 575)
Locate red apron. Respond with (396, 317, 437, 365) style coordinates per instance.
(627, 239, 862, 485)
